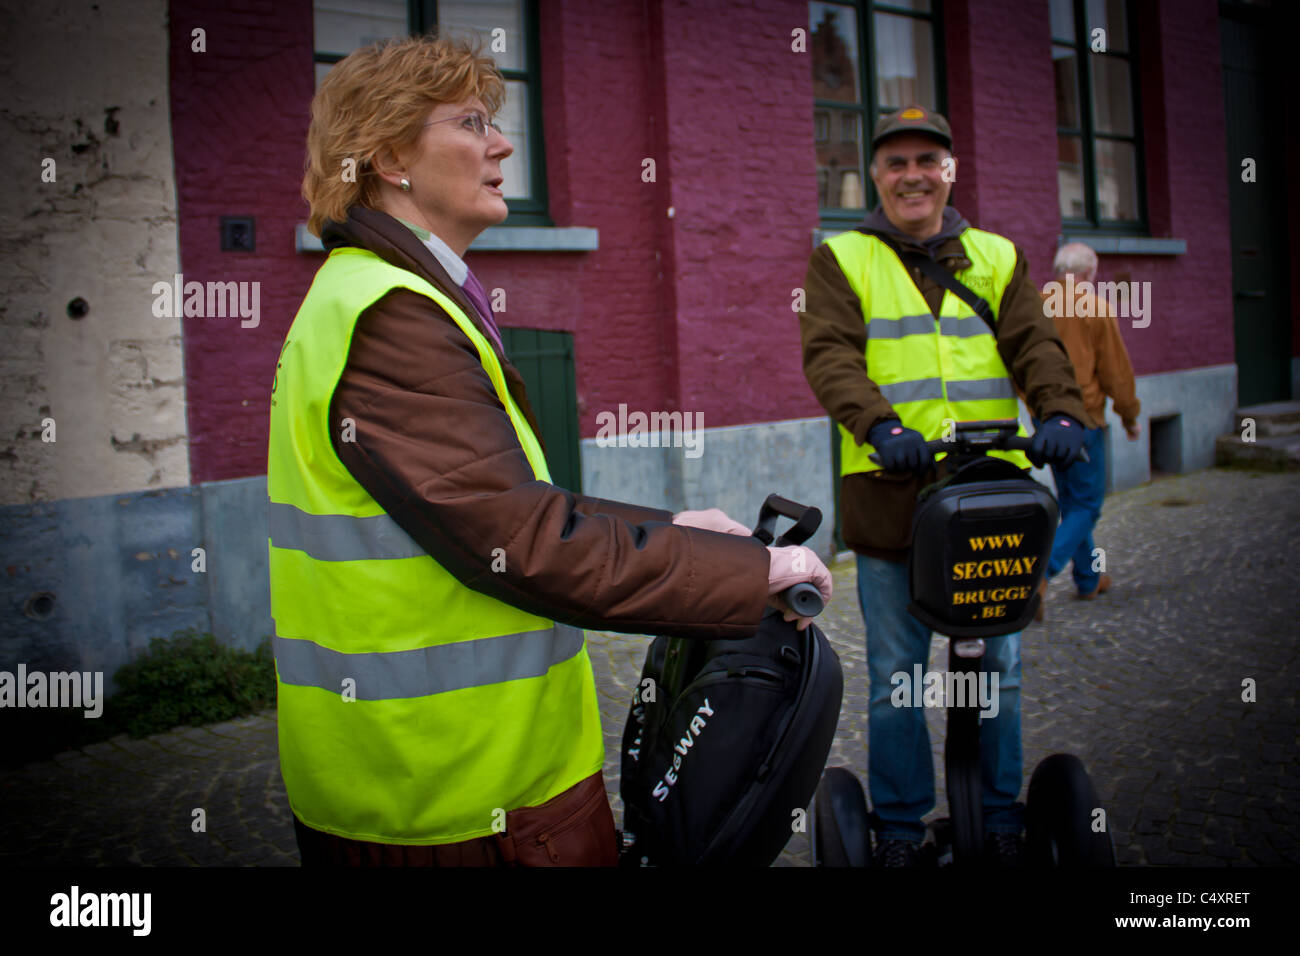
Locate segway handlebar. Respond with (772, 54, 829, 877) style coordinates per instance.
(866, 419, 1089, 468)
(751, 494, 826, 618)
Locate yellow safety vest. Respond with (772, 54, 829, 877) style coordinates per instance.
(267, 246, 604, 845)
(824, 228, 1032, 475)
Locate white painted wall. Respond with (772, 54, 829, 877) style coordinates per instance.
(0, 0, 187, 505)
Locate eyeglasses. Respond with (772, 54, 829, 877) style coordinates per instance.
(423, 111, 503, 138)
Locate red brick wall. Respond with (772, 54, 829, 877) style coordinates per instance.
(652, 0, 823, 424)
(170, 0, 318, 483)
(474, 0, 824, 434)
(946, 0, 1235, 379)
(470, 0, 677, 434)
(172, 0, 1239, 484)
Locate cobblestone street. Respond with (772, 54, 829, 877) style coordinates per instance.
(2, 467, 1296, 867)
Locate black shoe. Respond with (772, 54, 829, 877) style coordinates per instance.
(986, 831, 1025, 867)
(874, 838, 922, 868)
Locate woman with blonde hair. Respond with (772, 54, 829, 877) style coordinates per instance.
(268, 34, 831, 867)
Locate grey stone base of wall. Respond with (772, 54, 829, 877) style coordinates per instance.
(1021, 364, 1236, 497)
(1104, 363, 1237, 492)
(1022, 364, 1237, 497)
(0, 367, 1238, 680)
(581, 416, 836, 559)
(1013, 361, 1237, 496)
(0, 476, 271, 693)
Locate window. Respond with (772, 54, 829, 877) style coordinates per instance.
(810, 1, 944, 222)
(313, 0, 548, 224)
(1051, 0, 1144, 229)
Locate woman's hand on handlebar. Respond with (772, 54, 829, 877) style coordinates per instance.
(766, 545, 833, 631)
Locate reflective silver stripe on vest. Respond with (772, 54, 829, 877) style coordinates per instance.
(879, 378, 945, 405)
(938, 315, 994, 338)
(274, 624, 586, 699)
(867, 314, 934, 339)
(268, 501, 424, 562)
(946, 378, 1017, 402)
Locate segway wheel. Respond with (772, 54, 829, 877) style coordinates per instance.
(1025, 753, 1117, 867)
(812, 767, 873, 867)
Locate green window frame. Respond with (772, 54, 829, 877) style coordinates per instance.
(1051, 0, 1146, 232)
(313, 0, 549, 226)
(811, 0, 946, 229)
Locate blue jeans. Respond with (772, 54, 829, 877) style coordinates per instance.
(856, 555, 1024, 844)
(1045, 425, 1108, 595)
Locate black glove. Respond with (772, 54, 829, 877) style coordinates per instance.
(868, 420, 933, 476)
(1029, 413, 1085, 469)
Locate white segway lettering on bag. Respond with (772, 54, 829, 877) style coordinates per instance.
(650, 699, 714, 802)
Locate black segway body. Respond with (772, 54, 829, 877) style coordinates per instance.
(619, 496, 843, 866)
(908, 455, 1057, 639)
(812, 420, 1112, 868)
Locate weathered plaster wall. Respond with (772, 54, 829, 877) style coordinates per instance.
(0, 0, 188, 506)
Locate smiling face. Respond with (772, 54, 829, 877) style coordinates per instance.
(869, 132, 955, 241)
(388, 98, 513, 255)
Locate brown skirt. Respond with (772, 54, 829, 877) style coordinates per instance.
(293, 771, 619, 867)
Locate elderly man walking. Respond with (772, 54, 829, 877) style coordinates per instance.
(1035, 243, 1142, 619)
(798, 106, 1091, 867)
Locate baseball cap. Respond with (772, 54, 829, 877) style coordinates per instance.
(871, 105, 953, 151)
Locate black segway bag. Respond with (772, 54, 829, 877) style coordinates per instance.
(908, 456, 1058, 638)
(618, 497, 843, 866)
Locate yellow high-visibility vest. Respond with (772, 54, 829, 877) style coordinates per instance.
(824, 228, 1032, 474)
(267, 246, 603, 845)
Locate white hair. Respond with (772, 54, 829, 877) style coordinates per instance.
(1053, 242, 1098, 281)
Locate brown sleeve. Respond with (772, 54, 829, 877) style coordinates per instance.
(1092, 303, 1142, 426)
(570, 496, 674, 526)
(329, 289, 771, 639)
(799, 244, 898, 442)
(994, 249, 1095, 428)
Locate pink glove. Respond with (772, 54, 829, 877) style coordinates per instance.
(766, 545, 833, 631)
(672, 508, 751, 536)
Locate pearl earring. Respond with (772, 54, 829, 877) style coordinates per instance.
(400, 178, 411, 192)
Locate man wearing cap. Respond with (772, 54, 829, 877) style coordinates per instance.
(798, 106, 1092, 866)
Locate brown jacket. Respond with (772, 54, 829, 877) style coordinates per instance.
(799, 208, 1092, 562)
(320, 206, 770, 638)
(1041, 287, 1141, 429)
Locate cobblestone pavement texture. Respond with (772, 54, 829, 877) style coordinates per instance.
(1, 468, 1296, 867)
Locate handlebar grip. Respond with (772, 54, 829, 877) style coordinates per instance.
(780, 582, 825, 617)
(1013, 436, 1090, 464)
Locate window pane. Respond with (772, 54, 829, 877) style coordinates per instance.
(314, 0, 407, 56)
(817, 107, 865, 210)
(498, 80, 530, 199)
(814, 110, 830, 143)
(1053, 45, 1081, 130)
(1086, 0, 1128, 53)
(1094, 138, 1139, 221)
(873, 12, 936, 111)
(1049, 0, 1075, 42)
(1090, 56, 1133, 135)
(438, 0, 524, 72)
(1058, 136, 1086, 219)
(841, 112, 859, 144)
(811, 3, 861, 104)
